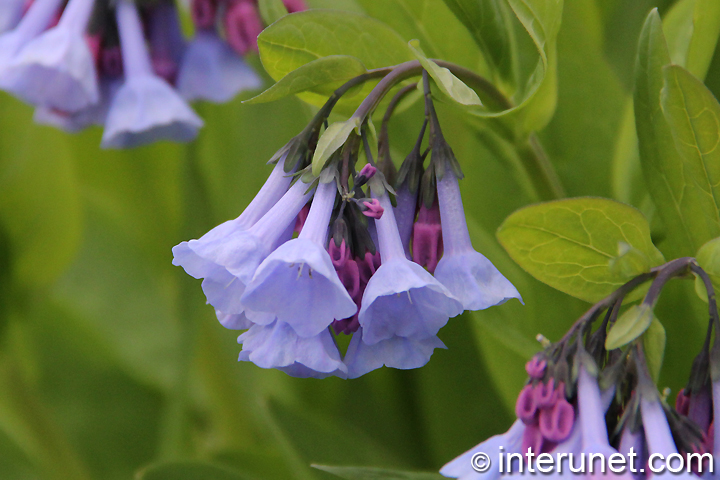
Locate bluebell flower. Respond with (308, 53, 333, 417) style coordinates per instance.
(177, 28, 261, 103)
(238, 320, 347, 379)
(344, 328, 445, 379)
(101, 0, 202, 149)
(358, 192, 463, 345)
(215, 310, 252, 330)
(0, 0, 25, 34)
(173, 173, 313, 317)
(640, 395, 698, 480)
(433, 167, 522, 311)
(33, 78, 119, 133)
(0, 0, 64, 74)
(4, 0, 99, 112)
(241, 180, 357, 338)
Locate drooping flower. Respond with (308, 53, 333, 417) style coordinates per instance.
(238, 320, 347, 378)
(176, 28, 261, 103)
(241, 180, 358, 338)
(172, 160, 303, 315)
(0, 0, 65, 73)
(358, 191, 463, 344)
(433, 164, 522, 311)
(3, 0, 99, 112)
(101, 0, 203, 148)
(344, 327, 446, 379)
(0, 0, 25, 34)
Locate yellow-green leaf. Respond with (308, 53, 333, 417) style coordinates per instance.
(245, 56, 368, 104)
(694, 237, 720, 302)
(606, 304, 655, 350)
(408, 40, 482, 107)
(497, 197, 664, 303)
(643, 318, 666, 382)
(311, 120, 358, 176)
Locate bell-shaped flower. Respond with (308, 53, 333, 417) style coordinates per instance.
(0, 0, 65, 75)
(358, 192, 463, 345)
(440, 419, 525, 480)
(101, 0, 202, 149)
(33, 78, 118, 132)
(412, 198, 443, 274)
(344, 327, 446, 378)
(640, 394, 698, 480)
(237, 320, 347, 379)
(0, 0, 25, 34)
(4, 0, 99, 112)
(173, 166, 309, 315)
(241, 180, 357, 338)
(433, 168, 522, 311)
(176, 29, 261, 103)
(215, 310, 252, 330)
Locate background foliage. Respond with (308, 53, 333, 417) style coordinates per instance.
(1, 0, 719, 478)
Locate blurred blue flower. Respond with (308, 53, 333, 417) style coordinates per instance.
(0, 0, 64, 73)
(433, 167, 522, 310)
(242, 180, 357, 338)
(101, 0, 202, 149)
(177, 28, 261, 103)
(238, 320, 347, 379)
(4, 0, 99, 112)
(0, 0, 26, 34)
(358, 192, 463, 345)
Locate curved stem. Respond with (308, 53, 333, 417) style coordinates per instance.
(642, 257, 694, 306)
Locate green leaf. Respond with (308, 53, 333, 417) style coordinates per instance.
(661, 65, 720, 241)
(694, 237, 720, 302)
(312, 120, 358, 176)
(643, 318, 666, 383)
(258, 0, 288, 25)
(606, 304, 655, 350)
(257, 10, 413, 108)
(497, 197, 664, 303)
(408, 40, 482, 107)
(608, 242, 652, 279)
(313, 465, 444, 480)
(663, 0, 720, 80)
(634, 9, 708, 258)
(245, 55, 368, 104)
(440, 0, 515, 81)
(137, 462, 251, 480)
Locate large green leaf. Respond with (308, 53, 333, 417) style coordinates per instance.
(245, 55, 368, 104)
(663, 0, 720, 80)
(497, 197, 664, 303)
(257, 10, 413, 108)
(660, 65, 720, 242)
(440, 0, 516, 81)
(634, 10, 708, 258)
(314, 465, 444, 480)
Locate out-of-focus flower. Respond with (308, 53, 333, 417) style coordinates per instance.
(0, 0, 303, 147)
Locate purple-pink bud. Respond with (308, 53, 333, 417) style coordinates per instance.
(224, 0, 263, 55)
(525, 356, 547, 379)
(192, 0, 217, 29)
(534, 379, 556, 408)
(515, 384, 537, 424)
(358, 164, 377, 180)
(362, 199, 384, 219)
(521, 423, 543, 457)
(538, 397, 574, 443)
(676, 389, 691, 416)
(282, 0, 307, 13)
(412, 200, 443, 273)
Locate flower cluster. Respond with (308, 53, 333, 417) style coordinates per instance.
(172, 68, 521, 378)
(442, 258, 719, 479)
(0, 0, 303, 148)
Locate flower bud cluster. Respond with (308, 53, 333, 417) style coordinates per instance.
(172, 69, 522, 378)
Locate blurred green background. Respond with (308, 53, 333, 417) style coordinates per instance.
(1, 0, 716, 478)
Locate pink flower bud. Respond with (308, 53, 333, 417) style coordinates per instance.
(362, 199, 384, 219)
